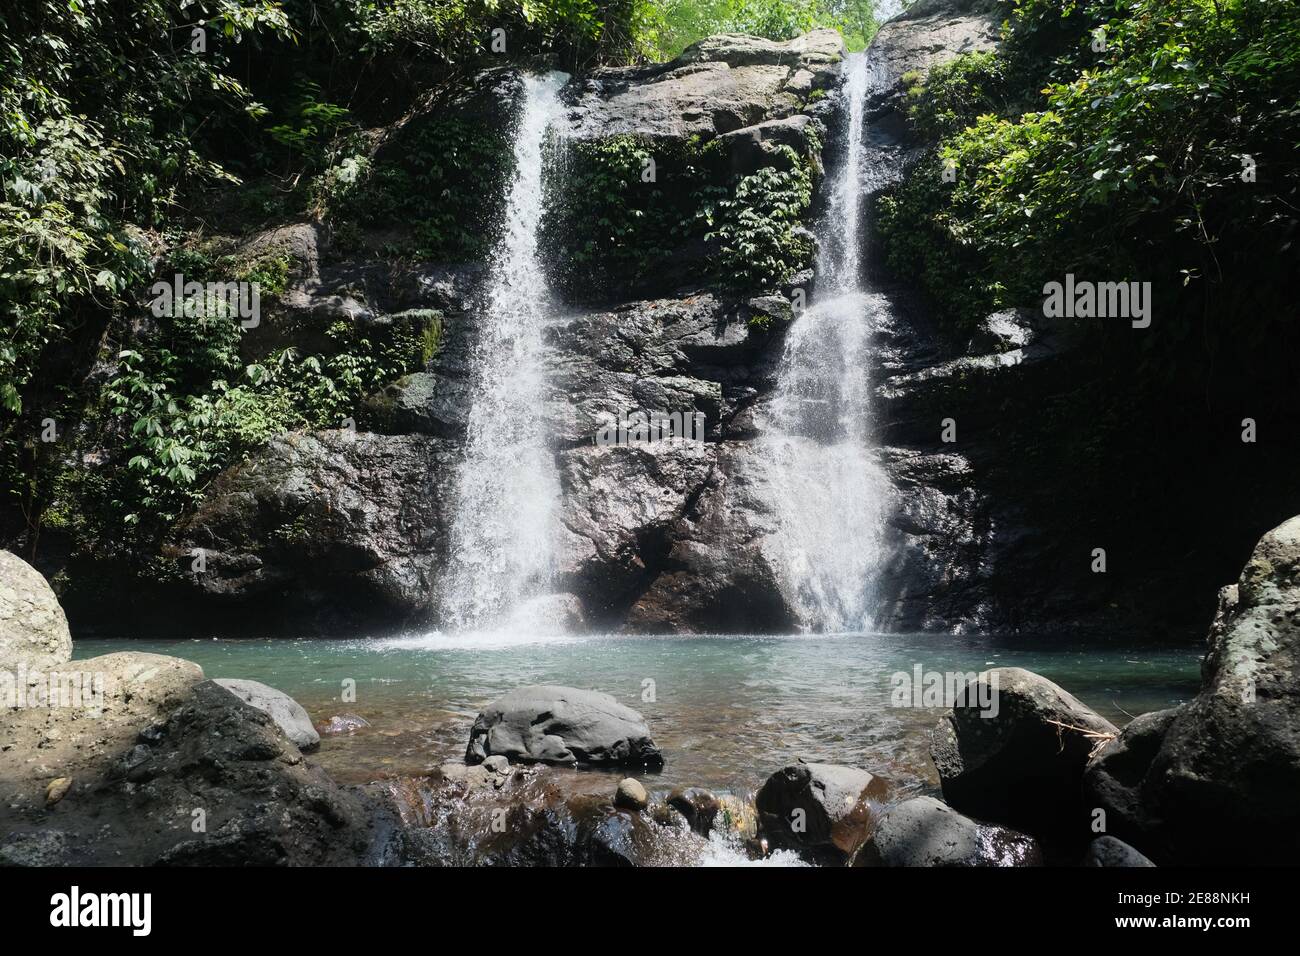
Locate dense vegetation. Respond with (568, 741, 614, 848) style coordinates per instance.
(879, 0, 1299, 338)
(0, 0, 876, 566)
(876, 0, 1300, 622)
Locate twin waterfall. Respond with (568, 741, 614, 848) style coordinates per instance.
(439, 72, 569, 632)
(756, 52, 890, 633)
(439, 57, 888, 635)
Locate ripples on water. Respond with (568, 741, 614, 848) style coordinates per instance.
(76, 632, 1201, 797)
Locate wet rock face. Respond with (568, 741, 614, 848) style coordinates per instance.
(854, 796, 1043, 867)
(391, 769, 710, 867)
(565, 30, 843, 144)
(1085, 515, 1300, 864)
(1, 680, 386, 866)
(168, 430, 454, 634)
(864, 0, 1001, 118)
(0, 550, 72, 672)
(465, 685, 664, 769)
(930, 667, 1117, 847)
(755, 762, 891, 864)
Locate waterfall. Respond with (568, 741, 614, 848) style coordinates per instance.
(755, 52, 891, 632)
(439, 72, 569, 632)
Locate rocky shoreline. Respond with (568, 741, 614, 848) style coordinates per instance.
(4, 510, 1297, 866)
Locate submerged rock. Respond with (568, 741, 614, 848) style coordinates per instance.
(930, 667, 1117, 845)
(854, 796, 1042, 867)
(755, 762, 890, 864)
(214, 678, 320, 751)
(465, 685, 663, 768)
(0, 550, 72, 672)
(1085, 515, 1300, 864)
(667, 786, 721, 836)
(316, 713, 370, 736)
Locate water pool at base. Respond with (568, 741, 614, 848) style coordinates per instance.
(74, 632, 1201, 796)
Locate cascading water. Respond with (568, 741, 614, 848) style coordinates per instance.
(755, 52, 892, 632)
(439, 72, 570, 632)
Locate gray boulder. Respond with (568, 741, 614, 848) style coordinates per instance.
(566, 30, 842, 144)
(171, 429, 454, 633)
(465, 685, 663, 768)
(854, 796, 1042, 867)
(755, 762, 890, 864)
(1085, 515, 1300, 864)
(930, 667, 1117, 843)
(1, 680, 382, 866)
(1083, 835, 1155, 867)
(0, 550, 72, 672)
(214, 678, 320, 751)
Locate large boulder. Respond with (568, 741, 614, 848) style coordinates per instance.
(930, 667, 1117, 844)
(566, 30, 843, 144)
(465, 686, 663, 768)
(1085, 515, 1300, 864)
(755, 761, 890, 864)
(214, 678, 320, 751)
(2, 651, 204, 813)
(2, 680, 385, 865)
(854, 796, 1042, 867)
(0, 550, 72, 672)
(168, 429, 454, 634)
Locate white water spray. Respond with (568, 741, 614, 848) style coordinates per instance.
(756, 53, 891, 632)
(439, 72, 569, 632)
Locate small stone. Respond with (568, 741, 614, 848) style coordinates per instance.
(614, 777, 649, 811)
(482, 754, 510, 775)
(45, 777, 72, 806)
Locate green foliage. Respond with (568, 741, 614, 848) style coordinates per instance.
(633, 0, 878, 59)
(320, 117, 510, 261)
(704, 146, 814, 290)
(0, 1, 290, 421)
(904, 51, 1008, 140)
(90, 306, 432, 539)
(878, 0, 1300, 332)
(540, 134, 726, 296)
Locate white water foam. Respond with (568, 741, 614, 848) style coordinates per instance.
(755, 53, 892, 632)
(438, 72, 570, 633)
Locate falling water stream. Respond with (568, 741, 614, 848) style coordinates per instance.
(439, 72, 570, 632)
(756, 53, 892, 632)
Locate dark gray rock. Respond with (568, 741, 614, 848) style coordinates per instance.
(465, 685, 663, 768)
(755, 761, 890, 864)
(1085, 515, 1300, 864)
(930, 667, 1117, 844)
(565, 30, 843, 143)
(362, 371, 470, 438)
(667, 786, 720, 836)
(1083, 835, 1155, 867)
(854, 796, 1042, 867)
(169, 430, 453, 633)
(0, 681, 386, 866)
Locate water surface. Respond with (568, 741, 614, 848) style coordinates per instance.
(74, 632, 1201, 796)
